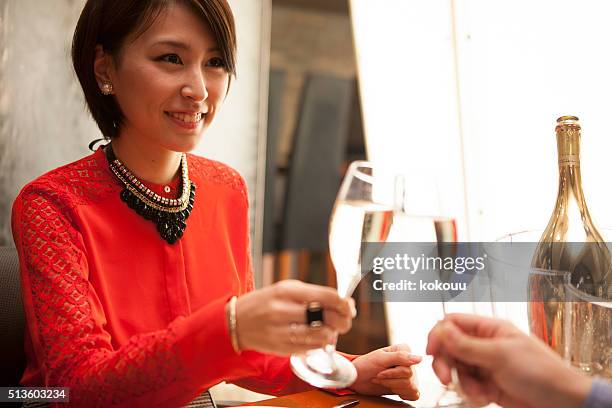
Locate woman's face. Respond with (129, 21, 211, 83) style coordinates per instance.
(100, 2, 230, 153)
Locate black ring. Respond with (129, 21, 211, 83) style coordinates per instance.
(306, 302, 324, 328)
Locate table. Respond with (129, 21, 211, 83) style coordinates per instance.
(241, 390, 415, 407)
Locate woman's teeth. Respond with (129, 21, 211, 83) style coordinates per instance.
(166, 112, 202, 123)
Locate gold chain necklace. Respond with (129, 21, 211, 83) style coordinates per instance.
(105, 145, 196, 244)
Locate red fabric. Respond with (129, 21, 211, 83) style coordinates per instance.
(11, 148, 319, 407)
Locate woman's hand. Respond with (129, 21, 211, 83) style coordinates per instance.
(350, 344, 421, 401)
(235, 280, 355, 356)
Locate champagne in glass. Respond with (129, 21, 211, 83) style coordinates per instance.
(290, 161, 398, 388)
(330, 200, 394, 298)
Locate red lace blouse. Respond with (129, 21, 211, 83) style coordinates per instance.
(11, 148, 314, 407)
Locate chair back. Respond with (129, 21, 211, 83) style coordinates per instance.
(281, 74, 353, 251)
(0, 246, 26, 387)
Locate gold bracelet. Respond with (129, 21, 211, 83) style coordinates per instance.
(227, 296, 241, 354)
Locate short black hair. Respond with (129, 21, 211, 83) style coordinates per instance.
(72, 0, 237, 139)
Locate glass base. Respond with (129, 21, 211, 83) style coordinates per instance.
(435, 389, 469, 408)
(290, 348, 357, 388)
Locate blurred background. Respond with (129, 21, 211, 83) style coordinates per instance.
(1, 0, 611, 405)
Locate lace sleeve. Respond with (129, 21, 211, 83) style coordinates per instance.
(12, 185, 258, 407)
(227, 177, 314, 396)
(238, 177, 255, 294)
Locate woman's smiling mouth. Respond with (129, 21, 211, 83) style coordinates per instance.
(164, 111, 205, 129)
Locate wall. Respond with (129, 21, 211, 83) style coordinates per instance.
(0, 0, 97, 245)
(270, 5, 356, 167)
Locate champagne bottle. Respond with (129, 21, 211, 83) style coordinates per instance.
(530, 115, 611, 356)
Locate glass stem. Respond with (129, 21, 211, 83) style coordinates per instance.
(325, 333, 339, 371)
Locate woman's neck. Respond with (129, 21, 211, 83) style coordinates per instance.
(109, 133, 182, 185)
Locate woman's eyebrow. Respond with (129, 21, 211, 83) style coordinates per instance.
(153, 39, 190, 49)
(151, 39, 220, 53)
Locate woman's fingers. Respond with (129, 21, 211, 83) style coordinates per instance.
(255, 324, 335, 355)
(372, 377, 419, 401)
(383, 343, 412, 353)
(235, 281, 358, 355)
(282, 323, 335, 351)
(274, 280, 353, 316)
(376, 349, 421, 368)
(370, 349, 420, 401)
(270, 280, 355, 334)
(278, 302, 352, 333)
(376, 365, 415, 380)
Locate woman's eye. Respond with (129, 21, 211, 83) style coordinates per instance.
(207, 57, 226, 68)
(159, 54, 183, 65)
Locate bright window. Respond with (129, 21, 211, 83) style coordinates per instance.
(350, 2, 612, 404)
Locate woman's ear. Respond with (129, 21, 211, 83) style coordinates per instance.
(94, 44, 114, 89)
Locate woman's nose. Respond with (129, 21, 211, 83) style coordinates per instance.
(181, 72, 208, 102)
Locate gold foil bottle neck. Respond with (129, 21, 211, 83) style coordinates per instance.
(555, 115, 580, 164)
(556, 115, 580, 129)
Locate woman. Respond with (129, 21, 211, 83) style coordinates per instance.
(11, 1, 420, 406)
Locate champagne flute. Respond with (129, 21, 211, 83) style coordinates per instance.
(290, 161, 399, 388)
(388, 173, 483, 407)
(434, 217, 471, 408)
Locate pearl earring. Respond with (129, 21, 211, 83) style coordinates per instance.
(101, 82, 114, 95)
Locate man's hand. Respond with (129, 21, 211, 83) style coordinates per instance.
(427, 314, 592, 408)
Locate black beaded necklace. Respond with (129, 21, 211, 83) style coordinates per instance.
(105, 145, 196, 244)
